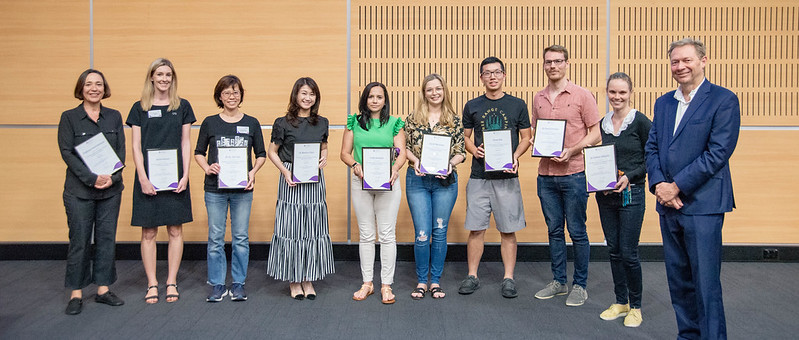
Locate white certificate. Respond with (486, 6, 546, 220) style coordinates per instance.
(292, 143, 321, 183)
(483, 129, 513, 172)
(74, 133, 124, 175)
(419, 134, 451, 175)
(532, 119, 567, 157)
(362, 147, 392, 190)
(147, 149, 179, 191)
(217, 147, 249, 189)
(584, 144, 618, 192)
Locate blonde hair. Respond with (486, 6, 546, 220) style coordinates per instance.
(140, 58, 180, 111)
(409, 74, 457, 128)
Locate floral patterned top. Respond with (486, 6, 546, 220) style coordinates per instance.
(403, 112, 466, 172)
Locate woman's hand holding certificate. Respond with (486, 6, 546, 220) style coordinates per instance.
(584, 145, 618, 192)
(291, 143, 321, 184)
(419, 134, 452, 176)
(74, 133, 124, 176)
(218, 147, 249, 189)
(362, 147, 392, 190)
(147, 149, 179, 192)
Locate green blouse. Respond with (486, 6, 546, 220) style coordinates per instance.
(346, 114, 405, 163)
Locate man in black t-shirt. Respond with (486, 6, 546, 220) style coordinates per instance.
(458, 57, 532, 299)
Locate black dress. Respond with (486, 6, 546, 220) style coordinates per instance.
(126, 99, 196, 227)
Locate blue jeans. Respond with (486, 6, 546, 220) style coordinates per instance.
(596, 185, 645, 308)
(405, 169, 458, 285)
(537, 172, 590, 288)
(205, 191, 253, 285)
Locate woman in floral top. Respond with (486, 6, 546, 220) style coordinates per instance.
(403, 74, 465, 299)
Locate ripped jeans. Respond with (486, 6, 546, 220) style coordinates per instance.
(405, 168, 459, 285)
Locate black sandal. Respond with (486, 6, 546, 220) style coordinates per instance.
(430, 286, 446, 299)
(411, 287, 426, 300)
(165, 283, 179, 303)
(144, 285, 159, 304)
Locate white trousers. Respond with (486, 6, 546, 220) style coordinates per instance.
(351, 177, 401, 284)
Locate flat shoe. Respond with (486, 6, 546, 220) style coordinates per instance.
(65, 298, 82, 315)
(410, 287, 426, 300)
(144, 285, 158, 304)
(352, 284, 374, 301)
(430, 286, 446, 299)
(381, 286, 395, 305)
(165, 283, 179, 303)
(95, 291, 124, 306)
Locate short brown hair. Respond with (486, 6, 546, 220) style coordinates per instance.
(543, 45, 569, 61)
(213, 75, 244, 108)
(668, 38, 706, 58)
(74, 69, 111, 100)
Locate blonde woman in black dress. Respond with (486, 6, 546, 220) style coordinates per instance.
(127, 58, 196, 304)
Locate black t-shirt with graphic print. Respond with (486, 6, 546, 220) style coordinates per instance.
(194, 114, 266, 192)
(462, 93, 531, 180)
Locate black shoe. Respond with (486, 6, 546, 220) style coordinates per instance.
(65, 298, 82, 315)
(95, 291, 125, 306)
(501, 278, 518, 298)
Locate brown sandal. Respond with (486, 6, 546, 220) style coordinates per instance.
(381, 286, 396, 304)
(352, 283, 374, 301)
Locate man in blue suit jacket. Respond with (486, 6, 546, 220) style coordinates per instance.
(645, 38, 740, 340)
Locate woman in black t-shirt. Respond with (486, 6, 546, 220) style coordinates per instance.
(266, 77, 335, 300)
(195, 75, 266, 302)
(126, 58, 196, 304)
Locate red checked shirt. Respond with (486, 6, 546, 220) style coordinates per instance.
(531, 81, 601, 176)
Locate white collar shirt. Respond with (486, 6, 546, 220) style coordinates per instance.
(673, 78, 705, 135)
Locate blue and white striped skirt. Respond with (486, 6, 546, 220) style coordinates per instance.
(266, 162, 335, 282)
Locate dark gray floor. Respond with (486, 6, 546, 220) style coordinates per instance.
(1, 260, 797, 339)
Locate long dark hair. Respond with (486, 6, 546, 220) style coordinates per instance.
(286, 77, 321, 127)
(356, 82, 390, 130)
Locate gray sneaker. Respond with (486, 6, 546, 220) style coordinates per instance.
(458, 275, 480, 295)
(501, 278, 518, 298)
(534, 280, 568, 299)
(566, 285, 588, 306)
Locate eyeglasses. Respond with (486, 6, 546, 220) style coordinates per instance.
(480, 70, 505, 78)
(221, 91, 241, 98)
(544, 59, 566, 66)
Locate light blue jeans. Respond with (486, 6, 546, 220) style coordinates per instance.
(405, 168, 458, 285)
(205, 190, 253, 285)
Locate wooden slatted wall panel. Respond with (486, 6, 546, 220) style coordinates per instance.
(611, 3, 799, 125)
(352, 2, 606, 118)
(351, 1, 610, 243)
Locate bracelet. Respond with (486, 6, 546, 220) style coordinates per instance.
(351, 162, 360, 168)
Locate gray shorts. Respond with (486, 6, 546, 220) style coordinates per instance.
(464, 178, 526, 233)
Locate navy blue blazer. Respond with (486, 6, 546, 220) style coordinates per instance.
(645, 80, 740, 215)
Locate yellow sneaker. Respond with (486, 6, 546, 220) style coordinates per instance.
(624, 308, 642, 328)
(599, 303, 630, 320)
